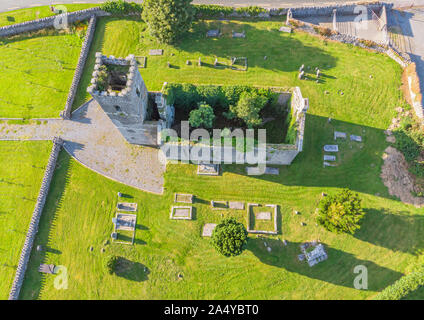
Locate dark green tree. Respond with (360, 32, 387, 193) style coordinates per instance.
(189, 102, 215, 128)
(229, 91, 268, 128)
(142, 0, 194, 44)
(317, 189, 365, 234)
(211, 218, 248, 256)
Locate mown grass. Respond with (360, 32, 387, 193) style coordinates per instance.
(19, 110, 424, 299)
(0, 141, 52, 299)
(6, 15, 424, 300)
(74, 16, 402, 132)
(0, 4, 99, 27)
(0, 28, 84, 118)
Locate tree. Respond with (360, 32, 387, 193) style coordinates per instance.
(317, 189, 365, 234)
(142, 0, 194, 44)
(229, 91, 268, 128)
(106, 255, 119, 274)
(189, 102, 215, 129)
(211, 218, 248, 256)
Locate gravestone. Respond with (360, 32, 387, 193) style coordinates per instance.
(334, 131, 346, 140)
(206, 29, 220, 37)
(350, 135, 362, 142)
(229, 201, 245, 210)
(202, 223, 217, 237)
(256, 211, 272, 220)
(323, 145, 338, 152)
(323, 155, 336, 161)
(298, 71, 305, 80)
(299, 64, 304, 72)
(149, 49, 163, 56)
(279, 26, 292, 33)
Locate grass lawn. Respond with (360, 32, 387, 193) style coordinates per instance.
(6, 16, 424, 300)
(74, 16, 403, 132)
(0, 141, 52, 299)
(0, 5, 99, 27)
(19, 109, 424, 299)
(0, 28, 84, 118)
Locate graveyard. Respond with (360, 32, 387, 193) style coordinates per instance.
(0, 3, 424, 301)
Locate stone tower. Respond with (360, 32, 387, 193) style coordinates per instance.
(87, 52, 173, 146)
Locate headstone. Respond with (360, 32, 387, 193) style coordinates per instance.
(316, 69, 321, 78)
(206, 29, 220, 37)
(167, 61, 170, 68)
(214, 58, 218, 67)
(202, 223, 217, 237)
(323, 145, 338, 152)
(149, 49, 163, 56)
(267, 247, 272, 252)
(279, 26, 292, 33)
(256, 211, 272, 220)
(299, 64, 304, 72)
(298, 70, 305, 80)
(350, 135, 362, 142)
(186, 60, 190, 65)
(229, 201, 244, 210)
(323, 161, 336, 167)
(198, 57, 202, 66)
(36, 245, 43, 252)
(334, 131, 346, 140)
(323, 155, 336, 161)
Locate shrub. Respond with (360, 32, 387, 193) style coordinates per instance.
(375, 264, 424, 300)
(100, 0, 143, 14)
(194, 4, 233, 18)
(96, 65, 108, 92)
(142, 0, 194, 44)
(229, 91, 268, 128)
(317, 189, 365, 234)
(196, 85, 225, 107)
(211, 218, 248, 256)
(106, 255, 119, 274)
(189, 102, 215, 128)
(164, 83, 200, 110)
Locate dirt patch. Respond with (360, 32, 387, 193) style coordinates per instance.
(381, 146, 424, 207)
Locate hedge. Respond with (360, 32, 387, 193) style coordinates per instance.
(100, 0, 142, 15)
(194, 5, 267, 18)
(374, 264, 424, 300)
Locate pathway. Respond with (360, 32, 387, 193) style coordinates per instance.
(0, 100, 165, 194)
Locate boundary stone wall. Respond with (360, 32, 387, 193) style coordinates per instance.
(61, 15, 97, 119)
(0, 7, 108, 38)
(8, 137, 63, 300)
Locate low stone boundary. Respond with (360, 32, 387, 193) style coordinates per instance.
(0, 7, 108, 38)
(61, 15, 97, 119)
(289, 2, 386, 18)
(8, 137, 63, 300)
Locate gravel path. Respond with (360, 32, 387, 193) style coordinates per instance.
(0, 100, 165, 194)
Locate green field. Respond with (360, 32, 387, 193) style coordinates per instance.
(0, 4, 99, 27)
(0, 141, 52, 299)
(0, 28, 84, 118)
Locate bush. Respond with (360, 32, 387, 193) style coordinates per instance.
(96, 65, 108, 92)
(189, 102, 215, 128)
(375, 264, 424, 300)
(100, 0, 142, 14)
(142, 0, 194, 44)
(229, 91, 268, 128)
(211, 218, 248, 256)
(106, 255, 119, 274)
(317, 189, 365, 234)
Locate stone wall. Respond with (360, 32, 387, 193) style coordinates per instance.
(290, 2, 386, 18)
(8, 137, 63, 300)
(61, 15, 97, 119)
(0, 7, 108, 38)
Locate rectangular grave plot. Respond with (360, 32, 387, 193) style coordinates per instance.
(202, 223, 217, 237)
(149, 49, 163, 56)
(211, 200, 228, 210)
(170, 206, 193, 220)
(246, 203, 278, 235)
(116, 202, 138, 212)
(174, 193, 194, 203)
(229, 201, 245, 210)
